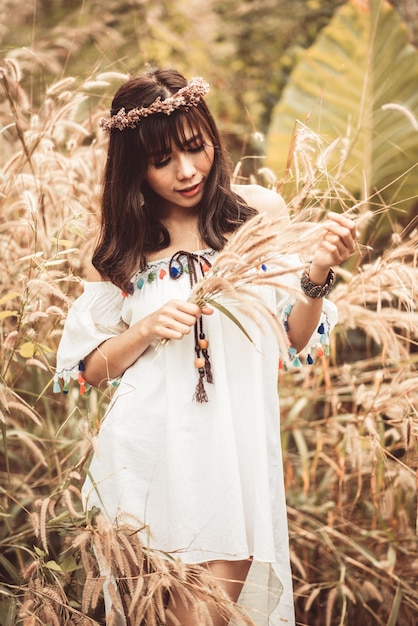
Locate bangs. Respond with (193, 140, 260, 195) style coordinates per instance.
(137, 107, 213, 161)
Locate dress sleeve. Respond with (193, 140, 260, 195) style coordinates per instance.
(275, 254, 338, 367)
(54, 281, 127, 393)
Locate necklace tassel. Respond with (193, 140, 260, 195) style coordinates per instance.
(194, 367, 209, 403)
(169, 250, 214, 402)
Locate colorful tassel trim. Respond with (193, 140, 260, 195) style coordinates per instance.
(53, 360, 93, 396)
(280, 305, 332, 370)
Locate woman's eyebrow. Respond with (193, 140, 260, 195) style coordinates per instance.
(183, 133, 203, 146)
(148, 146, 171, 159)
(148, 133, 204, 159)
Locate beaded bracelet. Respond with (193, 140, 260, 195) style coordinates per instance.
(300, 267, 335, 298)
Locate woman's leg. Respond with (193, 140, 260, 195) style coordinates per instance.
(166, 558, 252, 626)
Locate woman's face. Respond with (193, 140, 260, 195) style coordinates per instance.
(145, 125, 214, 215)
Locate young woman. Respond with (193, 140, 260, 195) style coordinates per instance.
(56, 68, 356, 625)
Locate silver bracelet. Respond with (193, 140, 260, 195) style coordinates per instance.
(300, 267, 335, 298)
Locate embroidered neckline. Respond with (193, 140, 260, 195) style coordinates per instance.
(130, 249, 216, 290)
(145, 248, 215, 268)
(132, 249, 216, 403)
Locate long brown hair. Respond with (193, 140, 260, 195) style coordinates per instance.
(92, 68, 256, 293)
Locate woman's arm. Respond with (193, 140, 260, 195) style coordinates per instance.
(286, 212, 356, 352)
(83, 299, 212, 387)
(235, 186, 356, 352)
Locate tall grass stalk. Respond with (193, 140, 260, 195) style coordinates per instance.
(0, 55, 417, 625)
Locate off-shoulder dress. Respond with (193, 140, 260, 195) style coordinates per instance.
(56, 250, 338, 625)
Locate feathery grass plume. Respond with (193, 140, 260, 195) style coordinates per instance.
(282, 355, 418, 624)
(63, 487, 84, 520)
(38, 497, 52, 554)
(333, 229, 418, 362)
(0, 22, 417, 625)
(233, 120, 361, 221)
(12, 432, 47, 467)
(0, 54, 115, 626)
(188, 210, 329, 358)
(19, 579, 65, 625)
(0, 386, 35, 427)
(255, 115, 418, 624)
(56, 513, 257, 626)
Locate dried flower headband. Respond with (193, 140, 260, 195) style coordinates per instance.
(99, 76, 210, 132)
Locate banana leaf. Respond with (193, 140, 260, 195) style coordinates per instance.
(266, 0, 418, 224)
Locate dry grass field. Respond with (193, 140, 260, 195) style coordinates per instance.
(0, 44, 417, 626)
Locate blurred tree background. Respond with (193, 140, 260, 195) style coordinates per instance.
(1, 0, 348, 125)
(2, 0, 417, 216)
(2, 0, 417, 121)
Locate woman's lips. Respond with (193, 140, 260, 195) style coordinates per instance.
(176, 181, 202, 197)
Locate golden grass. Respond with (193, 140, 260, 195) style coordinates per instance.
(19, 509, 257, 626)
(188, 211, 321, 357)
(0, 54, 417, 626)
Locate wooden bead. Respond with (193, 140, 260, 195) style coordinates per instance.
(198, 338, 208, 349)
(194, 357, 205, 368)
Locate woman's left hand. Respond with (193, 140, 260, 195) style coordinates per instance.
(311, 211, 357, 271)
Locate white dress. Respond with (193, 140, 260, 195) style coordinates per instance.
(56, 249, 337, 626)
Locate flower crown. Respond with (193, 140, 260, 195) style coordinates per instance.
(99, 76, 210, 132)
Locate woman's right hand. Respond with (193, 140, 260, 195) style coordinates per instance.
(83, 300, 212, 387)
(140, 299, 213, 342)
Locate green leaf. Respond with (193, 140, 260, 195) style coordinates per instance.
(0, 554, 21, 585)
(1, 423, 10, 487)
(59, 556, 79, 572)
(266, 0, 418, 216)
(0, 310, 17, 321)
(205, 298, 255, 345)
(0, 594, 17, 626)
(0, 292, 19, 306)
(19, 342, 36, 359)
(50, 237, 75, 247)
(45, 559, 63, 572)
(387, 584, 402, 626)
(67, 222, 86, 239)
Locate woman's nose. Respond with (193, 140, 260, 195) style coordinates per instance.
(176, 153, 196, 179)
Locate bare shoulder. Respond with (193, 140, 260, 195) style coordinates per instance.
(85, 262, 104, 282)
(232, 183, 289, 222)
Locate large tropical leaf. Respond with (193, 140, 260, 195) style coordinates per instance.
(266, 0, 418, 219)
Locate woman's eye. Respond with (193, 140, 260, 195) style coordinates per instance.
(188, 144, 205, 153)
(151, 142, 205, 168)
(154, 157, 170, 169)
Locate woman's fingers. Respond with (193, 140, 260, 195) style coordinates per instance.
(312, 212, 357, 266)
(325, 212, 357, 252)
(152, 300, 210, 340)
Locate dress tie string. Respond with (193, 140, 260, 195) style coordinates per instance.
(168, 251, 213, 402)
